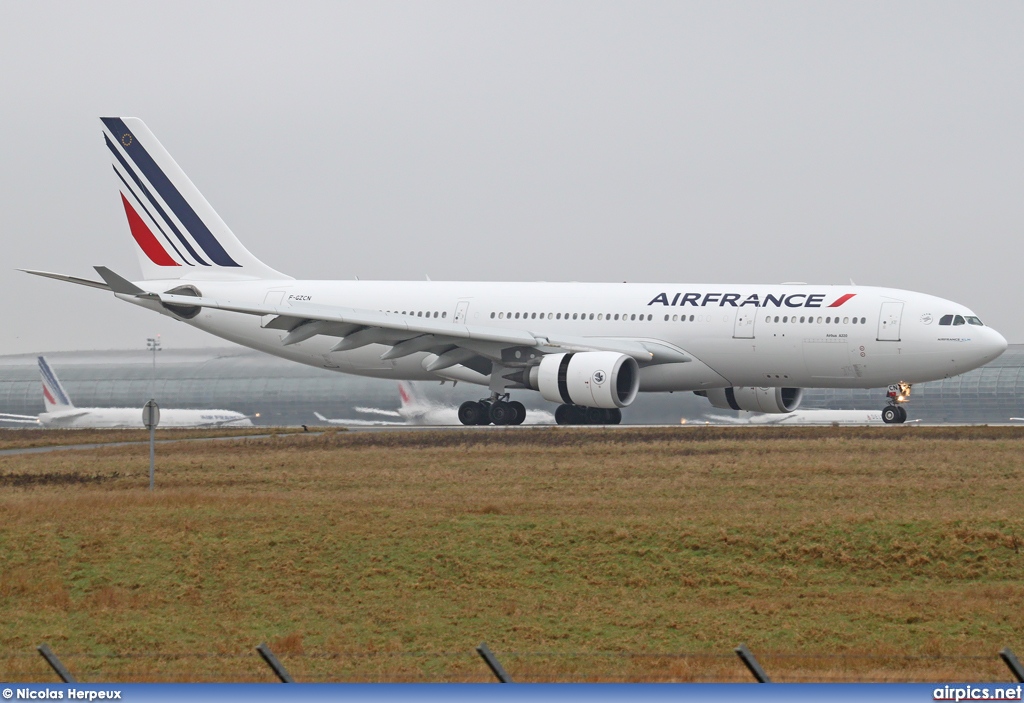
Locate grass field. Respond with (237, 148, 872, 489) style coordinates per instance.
(2, 426, 1023, 682)
(0, 427, 305, 451)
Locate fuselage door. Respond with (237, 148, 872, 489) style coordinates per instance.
(733, 309, 756, 339)
(877, 302, 904, 341)
(454, 301, 470, 324)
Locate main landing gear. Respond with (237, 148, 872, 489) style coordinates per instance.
(882, 382, 912, 424)
(554, 405, 622, 425)
(458, 395, 527, 426)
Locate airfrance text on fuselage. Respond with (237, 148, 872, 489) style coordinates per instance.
(647, 293, 855, 308)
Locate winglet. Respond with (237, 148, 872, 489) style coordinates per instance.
(93, 266, 147, 295)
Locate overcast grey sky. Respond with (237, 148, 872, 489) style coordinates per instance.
(1, 1, 1022, 354)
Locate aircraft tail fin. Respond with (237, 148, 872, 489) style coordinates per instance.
(38, 356, 74, 411)
(100, 117, 291, 282)
(397, 381, 422, 410)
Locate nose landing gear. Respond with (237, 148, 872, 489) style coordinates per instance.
(882, 382, 911, 424)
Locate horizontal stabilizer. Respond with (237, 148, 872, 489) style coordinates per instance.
(21, 270, 111, 291)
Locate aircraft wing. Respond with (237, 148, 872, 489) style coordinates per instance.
(353, 407, 403, 418)
(194, 416, 254, 427)
(0, 413, 41, 424)
(702, 414, 747, 425)
(314, 412, 405, 426)
(44, 411, 93, 423)
(91, 268, 692, 377)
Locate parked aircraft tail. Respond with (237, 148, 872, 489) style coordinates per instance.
(38, 356, 74, 412)
(397, 381, 424, 411)
(101, 117, 290, 282)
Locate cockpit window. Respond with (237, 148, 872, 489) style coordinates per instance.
(952, 315, 965, 326)
(965, 316, 984, 326)
(939, 315, 954, 325)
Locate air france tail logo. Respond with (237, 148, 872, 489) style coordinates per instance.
(102, 117, 240, 268)
(646, 292, 857, 309)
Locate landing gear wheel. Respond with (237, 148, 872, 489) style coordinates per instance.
(896, 405, 908, 423)
(489, 401, 515, 426)
(459, 401, 487, 426)
(585, 407, 607, 425)
(476, 401, 492, 425)
(606, 408, 622, 425)
(555, 404, 588, 425)
(882, 406, 900, 424)
(509, 401, 526, 425)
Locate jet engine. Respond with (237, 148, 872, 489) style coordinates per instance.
(528, 352, 640, 409)
(701, 387, 803, 414)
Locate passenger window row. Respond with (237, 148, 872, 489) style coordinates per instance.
(764, 315, 867, 325)
(388, 310, 447, 319)
(939, 314, 984, 326)
(489, 312, 656, 321)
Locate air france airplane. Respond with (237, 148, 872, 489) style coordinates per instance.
(23, 118, 1008, 425)
(0, 356, 252, 429)
(705, 409, 895, 425)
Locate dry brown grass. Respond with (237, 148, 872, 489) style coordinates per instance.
(0, 427, 305, 451)
(1, 426, 1023, 682)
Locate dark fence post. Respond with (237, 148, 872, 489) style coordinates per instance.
(256, 643, 295, 683)
(734, 643, 771, 683)
(37, 644, 77, 683)
(1000, 648, 1024, 682)
(476, 641, 514, 683)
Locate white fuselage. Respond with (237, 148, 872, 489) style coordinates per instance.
(38, 407, 252, 429)
(124, 280, 1007, 393)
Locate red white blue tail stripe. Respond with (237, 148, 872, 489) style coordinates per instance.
(38, 356, 73, 410)
(103, 118, 238, 268)
(101, 117, 289, 281)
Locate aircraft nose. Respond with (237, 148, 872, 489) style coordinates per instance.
(981, 327, 1008, 362)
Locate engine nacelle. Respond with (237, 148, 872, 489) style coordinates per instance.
(529, 352, 640, 409)
(702, 387, 803, 414)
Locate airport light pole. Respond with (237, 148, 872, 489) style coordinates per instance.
(143, 400, 160, 490)
(147, 336, 161, 397)
(145, 337, 162, 490)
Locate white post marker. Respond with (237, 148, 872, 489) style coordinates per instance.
(143, 399, 160, 490)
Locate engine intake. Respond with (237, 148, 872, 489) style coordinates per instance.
(702, 387, 803, 414)
(529, 352, 639, 409)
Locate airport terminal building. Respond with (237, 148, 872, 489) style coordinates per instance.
(0, 345, 1022, 425)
